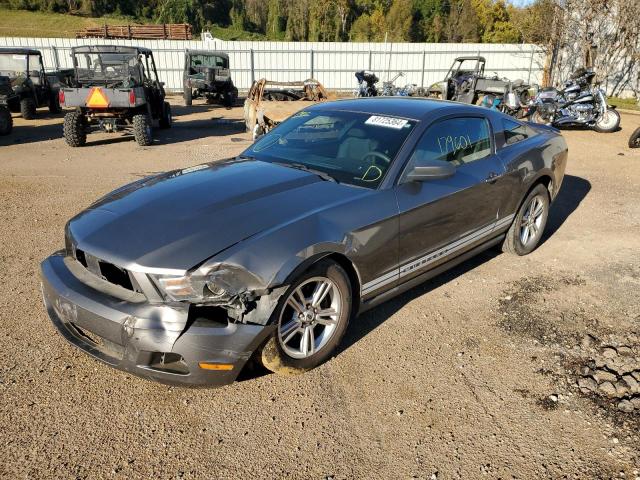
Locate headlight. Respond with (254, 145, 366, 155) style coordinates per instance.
(152, 266, 262, 303)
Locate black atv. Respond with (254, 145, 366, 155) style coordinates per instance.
(0, 48, 70, 120)
(59, 45, 172, 147)
(183, 50, 238, 107)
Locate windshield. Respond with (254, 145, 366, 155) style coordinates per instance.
(0, 54, 27, 80)
(244, 109, 416, 188)
(190, 55, 228, 69)
(73, 52, 143, 87)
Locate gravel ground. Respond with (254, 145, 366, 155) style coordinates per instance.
(1, 99, 639, 479)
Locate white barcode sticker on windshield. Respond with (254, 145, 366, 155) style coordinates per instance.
(365, 115, 408, 129)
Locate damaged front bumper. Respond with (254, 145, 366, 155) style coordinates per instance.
(40, 252, 274, 387)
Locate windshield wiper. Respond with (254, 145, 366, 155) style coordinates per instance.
(274, 161, 338, 183)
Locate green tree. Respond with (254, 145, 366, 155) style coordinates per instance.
(265, 0, 285, 39)
(156, 0, 203, 29)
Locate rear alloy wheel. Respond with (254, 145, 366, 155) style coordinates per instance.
(159, 102, 172, 129)
(594, 108, 620, 133)
(20, 97, 36, 120)
(63, 111, 86, 147)
(629, 126, 640, 148)
(0, 107, 12, 135)
(261, 260, 352, 374)
(133, 114, 153, 146)
(502, 184, 550, 256)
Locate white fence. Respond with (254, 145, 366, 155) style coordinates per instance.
(0, 36, 545, 93)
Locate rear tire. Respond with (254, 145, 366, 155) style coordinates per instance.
(260, 259, 352, 375)
(0, 107, 12, 135)
(502, 184, 550, 256)
(133, 114, 152, 146)
(629, 126, 640, 148)
(159, 102, 172, 129)
(20, 97, 36, 120)
(594, 108, 620, 133)
(63, 111, 86, 147)
(183, 86, 192, 106)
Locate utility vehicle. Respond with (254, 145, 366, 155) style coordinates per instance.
(60, 45, 171, 147)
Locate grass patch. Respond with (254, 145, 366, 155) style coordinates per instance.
(608, 97, 640, 111)
(0, 8, 141, 38)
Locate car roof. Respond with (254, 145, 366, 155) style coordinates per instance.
(0, 48, 41, 56)
(71, 45, 152, 55)
(186, 50, 229, 59)
(307, 97, 493, 121)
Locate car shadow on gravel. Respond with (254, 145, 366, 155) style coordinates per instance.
(540, 174, 591, 245)
(338, 249, 502, 356)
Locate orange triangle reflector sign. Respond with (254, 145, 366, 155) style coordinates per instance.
(86, 87, 110, 108)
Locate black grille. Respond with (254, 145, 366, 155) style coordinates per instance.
(73, 248, 135, 292)
(75, 249, 88, 268)
(98, 261, 134, 291)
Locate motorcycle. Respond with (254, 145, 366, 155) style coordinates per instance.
(629, 126, 640, 148)
(354, 70, 379, 97)
(527, 68, 620, 133)
(479, 80, 530, 119)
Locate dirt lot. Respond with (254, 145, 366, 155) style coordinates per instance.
(1, 98, 639, 479)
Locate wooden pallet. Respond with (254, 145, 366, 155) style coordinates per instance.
(76, 24, 192, 40)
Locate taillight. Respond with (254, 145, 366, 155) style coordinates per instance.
(129, 90, 136, 106)
(58, 89, 65, 106)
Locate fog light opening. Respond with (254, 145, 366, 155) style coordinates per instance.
(148, 352, 189, 375)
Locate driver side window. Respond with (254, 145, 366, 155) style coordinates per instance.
(405, 116, 492, 174)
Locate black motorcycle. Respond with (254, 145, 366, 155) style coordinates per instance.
(528, 68, 620, 133)
(354, 70, 379, 97)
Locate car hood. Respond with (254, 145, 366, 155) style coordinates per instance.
(68, 158, 368, 271)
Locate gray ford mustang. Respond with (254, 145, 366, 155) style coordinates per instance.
(41, 98, 568, 387)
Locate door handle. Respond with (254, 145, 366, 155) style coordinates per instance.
(485, 172, 503, 183)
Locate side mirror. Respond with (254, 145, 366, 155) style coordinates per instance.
(405, 158, 456, 182)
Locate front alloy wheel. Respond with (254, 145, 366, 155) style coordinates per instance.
(278, 277, 342, 359)
(261, 259, 352, 374)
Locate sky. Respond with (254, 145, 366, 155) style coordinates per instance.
(508, 0, 535, 5)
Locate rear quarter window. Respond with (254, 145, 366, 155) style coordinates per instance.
(502, 119, 538, 146)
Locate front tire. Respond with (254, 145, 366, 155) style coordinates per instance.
(132, 114, 152, 146)
(63, 111, 86, 147)
(261, 259, 352, 375)
(594, 108, 620, 133)
(0, 107, 12, 135)
(502, 184, 550, 256)
(20, 97, 36, 120)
